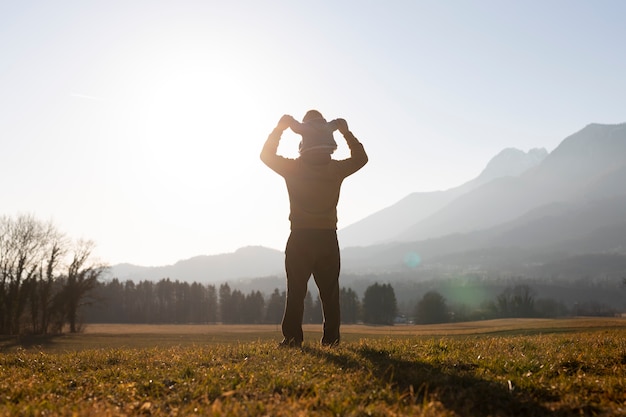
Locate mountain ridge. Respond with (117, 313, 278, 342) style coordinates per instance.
(338, 147, 547, 247)
(392, 122, 626, 243)
(106, 245, 284, 283)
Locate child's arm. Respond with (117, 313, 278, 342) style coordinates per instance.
(328, 119, 340, 132)
(287, 116, 304, 134)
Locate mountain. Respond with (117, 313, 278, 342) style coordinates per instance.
(532, 123, 626, 190)
(479, 147, 548, 179)
(107, 246, 283, 283)
(338, 147, 547, 247)
(393, 123, 626, 243)
(341, 192, 626, 273)
(339, 123, 626, 273)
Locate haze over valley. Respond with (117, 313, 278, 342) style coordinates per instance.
(110, 122, 626, 310)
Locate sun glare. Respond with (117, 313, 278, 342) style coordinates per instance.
(114, 42, 268, 166)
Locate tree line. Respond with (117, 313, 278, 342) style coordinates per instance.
(86, 279, 594, 327)
(5, 214, 619, 336)
(0, 214, 106, 335)
(83, 279, 399, 326)
(412, 283, 618, 324)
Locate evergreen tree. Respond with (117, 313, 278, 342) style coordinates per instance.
(362, 283, 397, 325)
(243, 291, 265, 324)
(414, 291, 448, 324)
(136, 280, 154, 323)
(303, 291, 315, 323)
(265, 288, 285, 324)
(206, 284, 218, 323)
(340, 287, 360, 324)
(189, 282, 205, 322)
(312, 294, 323, 324)
(229, 289, 245, 324)
(219, 283, 232, 323)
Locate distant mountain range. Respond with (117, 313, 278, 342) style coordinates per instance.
(338, 147, 548, 247)
(109, 122, 626, 284)
(107, 246, 284, 283)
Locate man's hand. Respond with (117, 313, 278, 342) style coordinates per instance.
(335, 118, 349, 134)
(276, 114, 294, 131)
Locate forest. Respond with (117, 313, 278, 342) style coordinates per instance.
(83, 279, 394, 327)
(82, 276, 622, 330)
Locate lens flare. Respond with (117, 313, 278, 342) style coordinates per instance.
(404, 252, 421, 268)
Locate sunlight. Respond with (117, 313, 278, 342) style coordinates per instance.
(86, 29, 300, 265)
(107, 34, 280, 185)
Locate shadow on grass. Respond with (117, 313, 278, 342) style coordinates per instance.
(0, 334, 64, 351)
(309, 345, 561, 417)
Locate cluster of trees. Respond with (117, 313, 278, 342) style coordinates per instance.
(362, 283, 397, 324)
(85, 279, 394, 325)
(85, 278, 218, 324)
(86, 279, 600, 327)
(412, 283, 618, 324)
(413, 285, 552, 324)
(0, 214, 106, 335)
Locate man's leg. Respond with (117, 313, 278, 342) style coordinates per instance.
(312, 231, 341, 345)
(282, 231, 313, 346)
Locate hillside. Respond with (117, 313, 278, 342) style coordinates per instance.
(107, 246, 283, 283)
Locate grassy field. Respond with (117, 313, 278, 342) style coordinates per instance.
(1, 318, 625, 416)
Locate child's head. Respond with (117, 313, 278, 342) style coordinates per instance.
(302, 109, 325, 122)
(295, 110, 338, 155)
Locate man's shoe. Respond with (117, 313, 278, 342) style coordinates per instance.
(278, 338, 302, 348)
(321, 338, 339, 347)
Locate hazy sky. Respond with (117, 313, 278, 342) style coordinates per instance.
(2, 1, 625, 266)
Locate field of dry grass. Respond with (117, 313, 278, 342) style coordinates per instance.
(1, 318, 625, 416)
(2, 317, 624, 353)
(83, 317, 626, 336)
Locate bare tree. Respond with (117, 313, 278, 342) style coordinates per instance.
(32, 240, 66, 334)
(60, 240, 107, 333)
(0, 214, 60, 335)
(497, 284, 536, 318)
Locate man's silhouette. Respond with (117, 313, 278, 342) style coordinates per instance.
(261, 110, 368, 347)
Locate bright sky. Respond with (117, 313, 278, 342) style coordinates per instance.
(2, 1, 625, 266)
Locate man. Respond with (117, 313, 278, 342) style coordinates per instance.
(260, 110, 368, 347)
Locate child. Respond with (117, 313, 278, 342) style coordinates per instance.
(286, 110, 339, 154)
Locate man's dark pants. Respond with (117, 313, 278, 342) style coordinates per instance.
(282, 229, 341, 346)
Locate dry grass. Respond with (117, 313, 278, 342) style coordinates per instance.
(1, 318, 625, 416)
(83, 317, 626, 336)
(4, 317, 618, 352)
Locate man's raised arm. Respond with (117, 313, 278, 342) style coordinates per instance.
(260, 115, 293, 170)
(335, 118, 368, 171)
